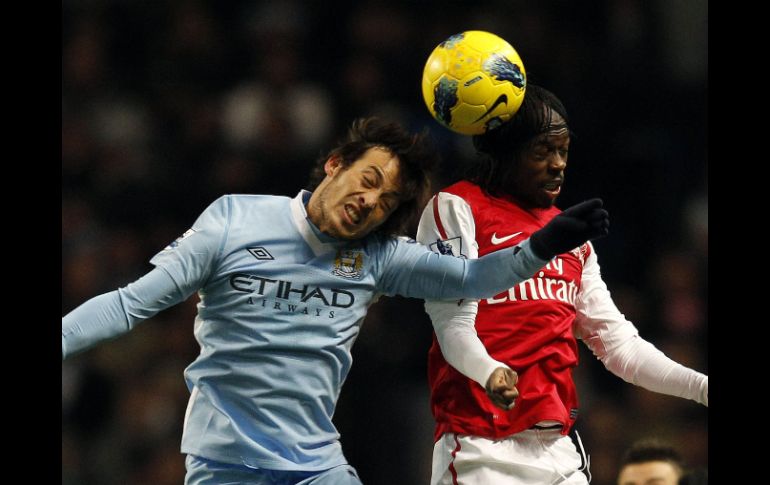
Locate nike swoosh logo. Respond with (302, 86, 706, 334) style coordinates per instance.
(473, 94, 508, 123)
(491, 232, 523, 245)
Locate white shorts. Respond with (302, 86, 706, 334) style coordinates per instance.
(431, 429, 590, 485)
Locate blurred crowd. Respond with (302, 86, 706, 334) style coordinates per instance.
(62, 1, 707, 484)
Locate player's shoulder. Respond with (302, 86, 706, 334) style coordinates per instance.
(437, 180, 482, 199)
(200, 194, 292, 225)
(365, 232, 422, 256)
(219, 193, 291, 211)
(429, 181, 484, 212)
(221, 193, 290, 203)
(367, 231, 414, 246)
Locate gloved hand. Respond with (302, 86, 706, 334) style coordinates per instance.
(529, 198, 609, 260)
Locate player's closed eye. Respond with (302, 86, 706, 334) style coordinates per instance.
(380, 198, 395, 212)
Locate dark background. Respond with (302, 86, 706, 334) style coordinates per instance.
(62, 1, 707, 484)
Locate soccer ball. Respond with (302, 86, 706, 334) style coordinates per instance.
(422, 31, 527, 135)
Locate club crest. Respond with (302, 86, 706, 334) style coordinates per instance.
(332, 249, 365, 279)
(569, 243, 588, 264)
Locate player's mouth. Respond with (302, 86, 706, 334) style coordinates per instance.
(542, 179, 562, 197)
(343, 203, 362, 225)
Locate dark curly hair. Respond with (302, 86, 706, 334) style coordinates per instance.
(306, 117, 439, 237)
(469, 84, 571, 197)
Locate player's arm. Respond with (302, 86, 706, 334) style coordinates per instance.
(574, 244, 708, 406)
(414, 193, 515, 408)
(62, 267, 188, 358)
(381, 198, 609, 300)
(62, 195, 231, 359)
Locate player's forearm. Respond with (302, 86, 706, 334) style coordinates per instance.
(601, 335, 708, 406)
(413, 239, 548, 299)
(459, 238, 549, 298)
(62, 267, 186, 359)
(62, 290, 130, 359)
(427, 300, 506, 387)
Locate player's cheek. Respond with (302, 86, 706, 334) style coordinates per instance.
(372, 208, 388, 227)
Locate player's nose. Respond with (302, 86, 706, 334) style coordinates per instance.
(358, 193, 376, 213)
(549, 154, 566, 171)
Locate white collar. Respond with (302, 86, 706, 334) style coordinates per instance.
(290, 190, 342, 257)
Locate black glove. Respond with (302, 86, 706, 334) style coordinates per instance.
(529, 198, 609, 260)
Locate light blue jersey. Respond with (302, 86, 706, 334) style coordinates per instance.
(62, 190, 547, 472)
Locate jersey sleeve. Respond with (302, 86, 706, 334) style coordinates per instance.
(574, 244, 708, 406)
(414, 193, 510, 388)
(149, 195, 231, 294)
(376, 225, 547, 301)
(62, 196, 231, 359)
(62, 267, 188, 359)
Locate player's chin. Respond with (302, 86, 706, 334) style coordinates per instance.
(336, 222, 370, 240)
(325, 221, 353, 240)
(348, 220, 385, 240)
(535, 192, 558, 208)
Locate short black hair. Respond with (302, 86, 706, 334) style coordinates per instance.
(307, 117, 439, 237)
(468, 84, 570, 196)
(619, 438, 684, 476)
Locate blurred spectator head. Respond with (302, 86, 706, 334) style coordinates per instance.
(617, 438, 684, 485)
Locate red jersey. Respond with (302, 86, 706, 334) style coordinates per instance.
(422, 181, 590, 440)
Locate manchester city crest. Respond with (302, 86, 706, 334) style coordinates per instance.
(332, 249, 364, 279)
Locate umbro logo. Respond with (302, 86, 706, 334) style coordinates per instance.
(491, 232, 523, 245)
(248, 247, 274, 260)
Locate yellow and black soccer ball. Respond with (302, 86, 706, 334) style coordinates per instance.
(422, 31, 527, 135)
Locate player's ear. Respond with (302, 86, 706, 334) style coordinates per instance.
(324, 156, 343, 177)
